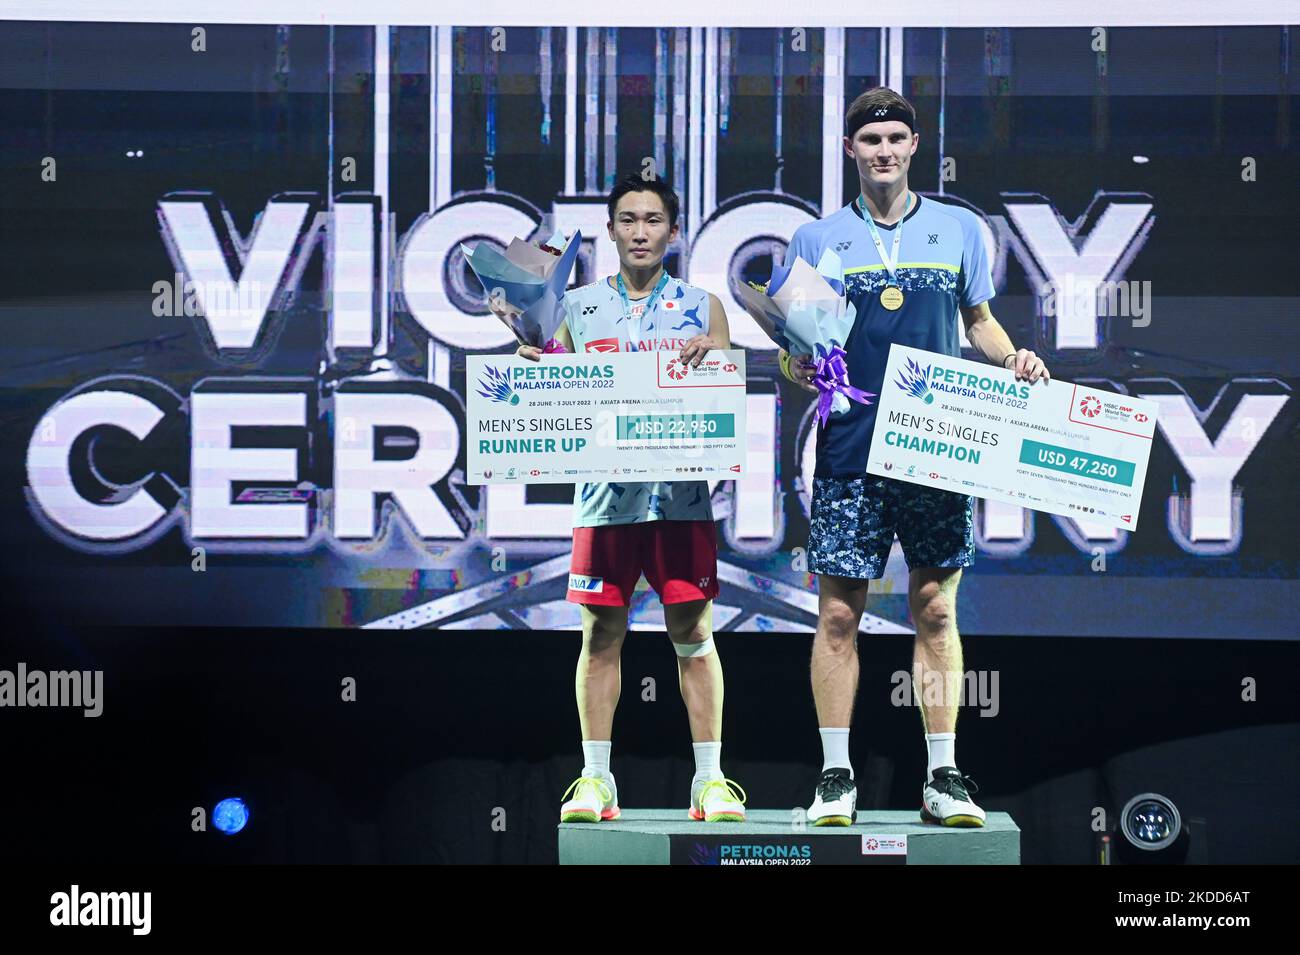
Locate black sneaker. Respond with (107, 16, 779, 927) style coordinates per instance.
(806, 767, 857, 826)
(920, 766, 986, 827)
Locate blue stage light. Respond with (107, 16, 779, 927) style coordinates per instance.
(213, 797, 250, 835)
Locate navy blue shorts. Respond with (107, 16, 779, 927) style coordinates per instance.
(807, 475, 975, 580)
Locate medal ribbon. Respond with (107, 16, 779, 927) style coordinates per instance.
(857, 191, 911, 288)
(615, 270, 671, 352)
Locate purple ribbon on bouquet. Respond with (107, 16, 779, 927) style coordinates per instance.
(812, 344, 874, 427)
(542, 337, 569, 354)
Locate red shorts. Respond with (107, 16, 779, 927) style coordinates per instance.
(567, 520, 720, 606)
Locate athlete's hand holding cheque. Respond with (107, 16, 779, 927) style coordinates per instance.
(679, 334, 726, 368)
(1008, 347, 1050, 384)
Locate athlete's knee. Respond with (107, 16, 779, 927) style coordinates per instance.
(665, 599, 711, 643)
(667, 601, 715, 658)
(909, 586, 955, 636)
(817, 600, 862, 647)
(670, 634, 716, 659)
(581, 607, 628, 652)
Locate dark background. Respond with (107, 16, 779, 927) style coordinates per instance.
(1, 20, 1297, 863)
(3, 620, 1297, 863)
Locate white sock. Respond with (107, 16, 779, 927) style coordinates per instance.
(819, 727, 852, 777)
(926, 732, 956, 779)
(581, 740, 612, 779)
(692, 741, 723, 782)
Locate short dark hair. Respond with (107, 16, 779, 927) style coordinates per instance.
(607, 174, 680, 229)
(844, 87, 917, 139)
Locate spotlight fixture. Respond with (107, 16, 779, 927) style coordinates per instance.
(1115, 792, 1188, 865)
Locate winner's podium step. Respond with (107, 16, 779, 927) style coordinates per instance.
(559, 809, 1019, 865)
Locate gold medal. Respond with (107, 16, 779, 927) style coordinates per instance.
(880, 286, 905, 310)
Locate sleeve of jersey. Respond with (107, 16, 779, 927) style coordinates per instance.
(560, 290, 579, 347)
(782, 224, 817, 271)
(959, 213, 996, 308)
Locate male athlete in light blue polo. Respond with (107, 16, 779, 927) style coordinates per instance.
(776, 88, 1051, 827)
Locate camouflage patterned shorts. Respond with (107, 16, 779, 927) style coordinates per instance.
(807, 475, 974, 579)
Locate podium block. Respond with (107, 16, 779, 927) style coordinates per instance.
(559, 808, 1019, 865)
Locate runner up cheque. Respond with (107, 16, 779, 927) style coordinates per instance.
(467, 350, 747, 485)
(869, 344, 1159, 531)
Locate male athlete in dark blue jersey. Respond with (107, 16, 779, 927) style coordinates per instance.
(777, 88, 1051, 827)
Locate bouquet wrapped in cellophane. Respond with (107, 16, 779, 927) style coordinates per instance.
(461, 229, 582, 352)
(734, 247, 874, 426)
